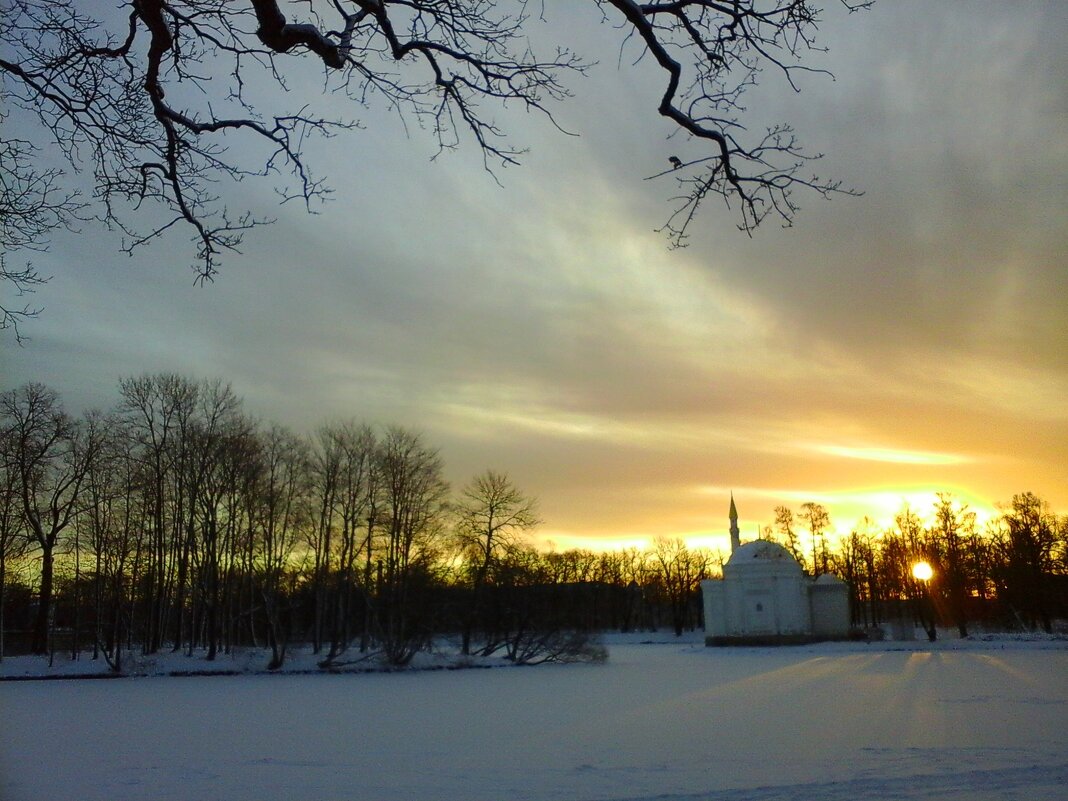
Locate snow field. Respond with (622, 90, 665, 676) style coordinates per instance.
(2, 637, 1066, 801)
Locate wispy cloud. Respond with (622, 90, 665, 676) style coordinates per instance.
(6, 1, 1066, 547)
(806, 444, 971, 466)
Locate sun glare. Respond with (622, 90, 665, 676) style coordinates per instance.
(911, 561, 934, 581)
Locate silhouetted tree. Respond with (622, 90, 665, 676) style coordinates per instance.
(118, 373, 199, 653)
(652, 537, 711, 636)
(993, 492, 1064, 633)
(187, 383, 247, 660)
(0, 384, 96, 653)
(0, 429, 30, 660)
(309, 423, 342, 654)
(320, 422, 377, 663)
(799, 502, 830, 575)
(892, 505, 938, 640)
(774, 505, 805, 565)
(376, 427, 449, 665)
(837, 518, 878, 627)
(252, 424, 312, 669)
(927, 493, 977, 638)
(78, 412, 139, 671)
(455, 470, 540, 655)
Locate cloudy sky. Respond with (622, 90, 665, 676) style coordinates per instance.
(5, 1, 1067, 552)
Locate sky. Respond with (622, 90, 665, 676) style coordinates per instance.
(4, 1, 1067, 553)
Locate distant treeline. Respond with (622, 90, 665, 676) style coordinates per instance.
(765, 494, 1068, 639)
(2, 377, 1066, 670)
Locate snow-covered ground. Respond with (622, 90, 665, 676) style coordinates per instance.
(2, 634, 1066, 801)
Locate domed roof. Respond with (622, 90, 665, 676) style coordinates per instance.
(726, 539, 797, 566)
(814, 572, 845, 585)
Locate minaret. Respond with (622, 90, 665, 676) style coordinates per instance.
(729, 492, 740, 553)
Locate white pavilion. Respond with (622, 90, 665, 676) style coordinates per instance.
(701, 496, 851, 645)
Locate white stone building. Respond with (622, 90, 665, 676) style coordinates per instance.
(701, 496, 851, 645)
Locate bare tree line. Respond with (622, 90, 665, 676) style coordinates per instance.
(2, 376, 1066, 671)
(0, 376, 711, 668)
(768, 495, 1068, 638)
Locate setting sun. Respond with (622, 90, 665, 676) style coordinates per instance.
(912, 561, 934, 582)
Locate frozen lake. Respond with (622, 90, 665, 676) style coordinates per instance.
(2, 637, 1066, 800)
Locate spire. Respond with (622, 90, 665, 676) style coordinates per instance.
(729, 492, 741, 553)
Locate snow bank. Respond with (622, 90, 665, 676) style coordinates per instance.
(0, 639, 581, 680)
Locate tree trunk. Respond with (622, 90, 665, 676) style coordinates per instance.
(92, 546, 103, 660)
(71, 527, 81, 660)
(0, 551, 6, 662)
(31, 543, 54, 654)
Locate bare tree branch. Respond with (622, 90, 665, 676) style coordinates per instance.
(0, 0, 869, 294)
(0, 134, 81, 342)
(599, 0, 870, 242)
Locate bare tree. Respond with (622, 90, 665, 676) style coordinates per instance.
(473, 542, 606, 664)
(651, 536, 711, 636)
(0, 384, 96, 653)
(0, 426, 31, 660)
(993, 492, 1063, 633)
(318, 422, 377, 663)
(77, 411, 138, 670)
(186, 381, 246, 660)
(455, 470, 540, 655)
(0, 0, 868, 286)
(927, 493, 977, 638)
(308, 423, 342, 654)
(118, 373, 199, 653)
(376, 427, 449, 665)
(799, 501, 830, 575)
(893, 503, 937, 640)
(249, 425, 311, 669)
(774, 505, 804, 565)
(838, 518, 879, 628)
